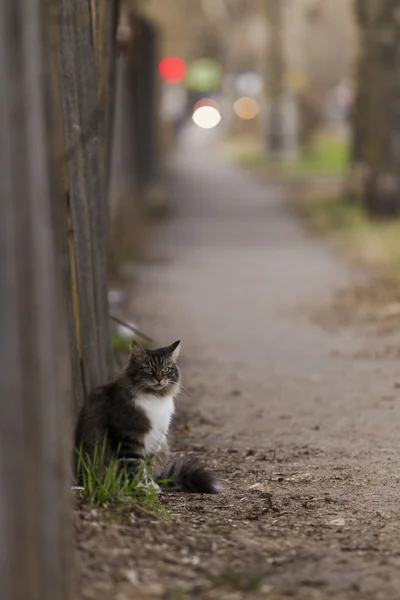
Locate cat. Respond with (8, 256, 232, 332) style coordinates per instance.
(75, 340, 221, 494)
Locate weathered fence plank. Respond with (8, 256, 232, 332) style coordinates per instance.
(0, 0, 74, 597)
(58, 0, 113, 403)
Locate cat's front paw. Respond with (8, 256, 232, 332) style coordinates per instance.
(135, 478, 161, 495)
(146, 479, 161, 494)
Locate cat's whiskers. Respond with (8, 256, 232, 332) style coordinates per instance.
(125, 382, 147, 399)
(178, 384, 192, 398)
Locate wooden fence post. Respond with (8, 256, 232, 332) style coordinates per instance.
(58, 0, 114, 406)
(0, 0, 74, 597)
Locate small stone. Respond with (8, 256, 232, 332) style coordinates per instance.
(257, 454, 268, 461)
(192, 444, 204, 452)
(329, 517, 345, 527)
(248, 481, 270, 492)
(260, 584, 273, 595)
(123, 569, 139, 586)
(142, 583, 164, 597)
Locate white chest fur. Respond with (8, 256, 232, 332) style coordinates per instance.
(135, 394, 175, 455)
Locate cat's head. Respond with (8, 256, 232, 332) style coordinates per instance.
(126, 340, 181, 397)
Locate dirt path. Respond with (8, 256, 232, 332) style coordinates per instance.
(77, 128, 400, 600)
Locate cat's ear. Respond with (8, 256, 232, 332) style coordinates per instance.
(130, 340, 147, 360)
(167, 340, 181, 362)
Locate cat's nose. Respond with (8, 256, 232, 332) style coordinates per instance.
(155, 372, 163, 382)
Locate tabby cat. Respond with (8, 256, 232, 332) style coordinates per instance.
(75, 340, 220, 493)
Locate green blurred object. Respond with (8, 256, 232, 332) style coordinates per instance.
(185, 58, 222, 92)
(219, 132, 349, 179)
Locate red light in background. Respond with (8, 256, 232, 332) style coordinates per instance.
(193, 98, 220, 113)
(159, 56, 187, 84)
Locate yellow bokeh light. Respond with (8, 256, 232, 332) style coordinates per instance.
(233, 97, 259, 120)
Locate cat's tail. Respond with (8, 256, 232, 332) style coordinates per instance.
(158, 455, 221, 494)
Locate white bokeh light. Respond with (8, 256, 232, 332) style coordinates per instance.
(192, 106, 221, 129)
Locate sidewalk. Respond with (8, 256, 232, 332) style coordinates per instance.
(78, 125, 400, 600)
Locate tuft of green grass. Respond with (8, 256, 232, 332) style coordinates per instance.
(112, 330, 151, 354)
(75, 441, 169, 516)
(289, 132, 349, 178)
(112, 331, 132, 354)
(219, 131, 350, 179)
(112, 329, 152, 371)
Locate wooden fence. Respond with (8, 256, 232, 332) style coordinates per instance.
(0, 0, 163, 594)
(56, 0, 116, 408)
(108, 8, 161, 273)
(0, 0, 117, 597)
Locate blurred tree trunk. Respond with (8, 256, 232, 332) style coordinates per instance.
(264, 0, 286, 156)
(349, 0, 400, 215)
(0, 0, 74, 597)
(131, 17, 159, 194)
(297, 94, 324, 148)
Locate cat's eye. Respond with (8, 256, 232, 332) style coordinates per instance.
(144, 367, 153, 374)
(161, 367, 170, 374)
